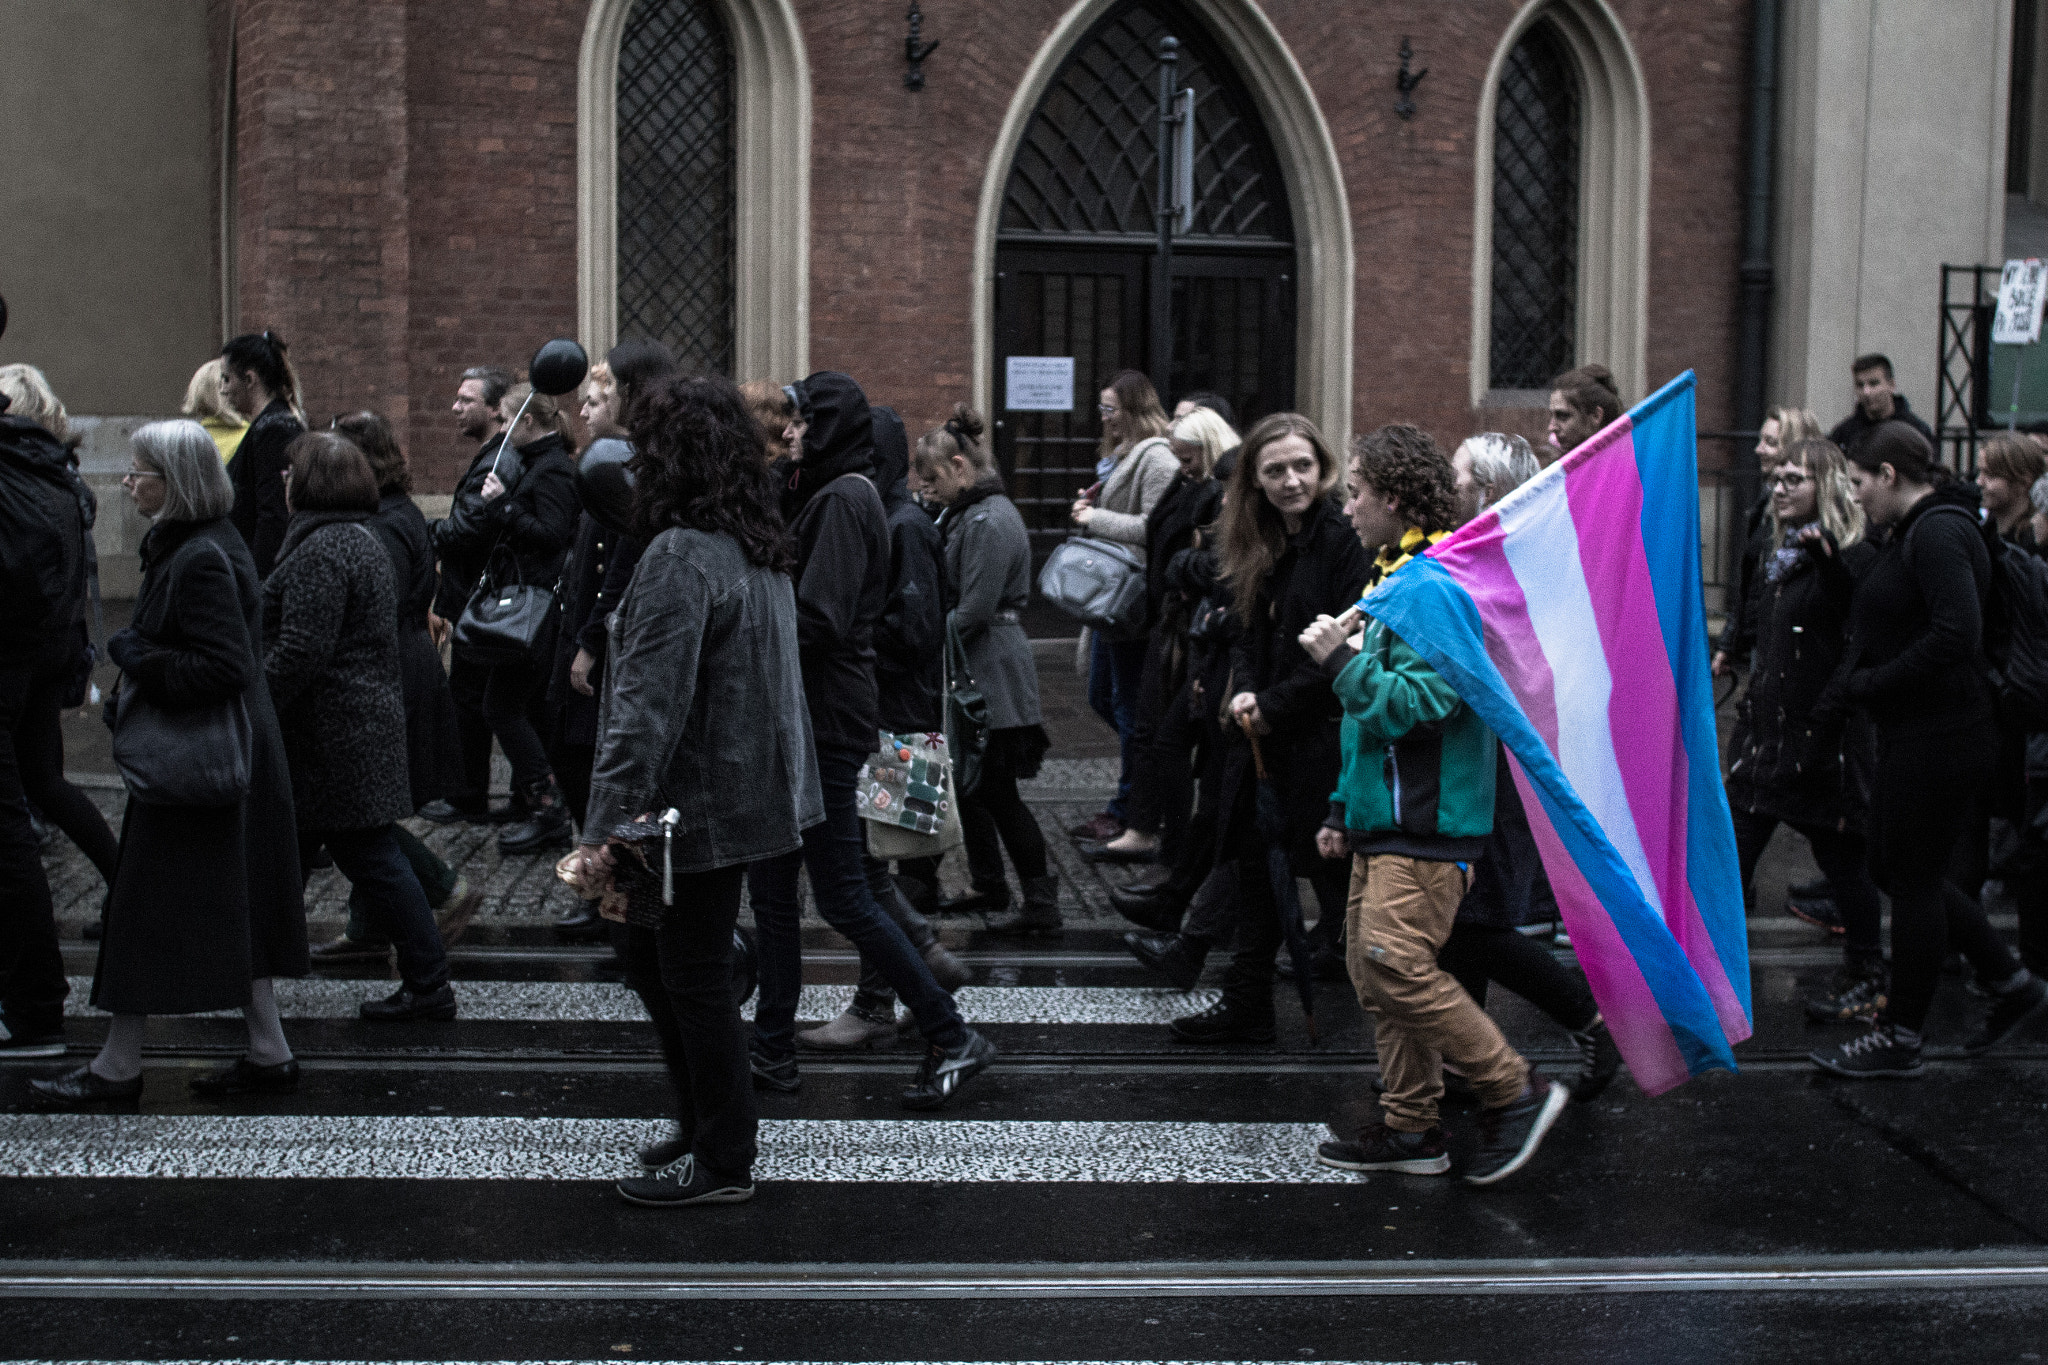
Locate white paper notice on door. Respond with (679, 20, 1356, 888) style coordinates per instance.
(1005, 356, 1076, 411)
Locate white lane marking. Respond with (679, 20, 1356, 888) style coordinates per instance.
(59, 979, 1221, 1025)
(0, 1115, 1356, 1183)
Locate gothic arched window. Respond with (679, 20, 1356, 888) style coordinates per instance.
(1488, 20, 1581, 392)
(615, 0, 736, 375)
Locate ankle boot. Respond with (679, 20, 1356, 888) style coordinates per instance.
(498, 775, 573, 854)
(986, 874, 1062, 937)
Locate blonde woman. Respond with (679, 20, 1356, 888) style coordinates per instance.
(1716, 404, 1827, 680)
(182, 359, 248, 465)
(1066, 369, 1177, 842)
(1721, 437, 1884, 1023)
(1083, 404, 1235, 866)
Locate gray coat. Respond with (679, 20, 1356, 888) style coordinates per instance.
(941, 483, 1041, 732)
(262, 511, 414, 832)
(587, 525, 824, 873)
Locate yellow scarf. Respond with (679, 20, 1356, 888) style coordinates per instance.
(1364, 526, 1448, 597)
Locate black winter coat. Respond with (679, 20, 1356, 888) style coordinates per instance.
(1715, 491, 1775, 667)
(546, 508, 646, 747)
(870, 404, 945, 732)
(1836, 482, 1993, 739)
(1826, 394, 1937, 460)
(1225, 497, 1374, 867)
(0, 414, 88, 665)
(228, 399, 302, 578)
(262, 511, 414, 831)
(95, 517, 306, 1014)
(477, 431, 579, 589)
(781, 372, 891, 755)
(432, 433, 519, 620)
(367, 490, 464, 809)
(1144, 472, 1222, 623)
(1724, 531, 1878, 832)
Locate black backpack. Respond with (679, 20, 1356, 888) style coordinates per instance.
(1907, 501, 2048, 729)
(0, 416, 87, 659)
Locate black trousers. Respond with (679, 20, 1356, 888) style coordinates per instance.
(1730, 808, 1883, 963)
(2012, 777, 2048, 976)
(1125, 669, 1199, 865)
(961, 733, 1049, 889)
(480, 656, 552, 793)
(1221, 834, 1350, 1008)
(1874, 726, 2022, 1032)
(621, 862, 758, 1176)
(446, 652, 496, 810)
(1440, 923, 1597, 1033)
(0, 644, 92, 1033)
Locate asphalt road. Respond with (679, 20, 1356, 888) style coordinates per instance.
(7, 645, 2047, 1362)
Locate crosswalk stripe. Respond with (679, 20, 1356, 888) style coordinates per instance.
(58, 978, 1224, 1025)
(0, 1114, 1357, 1183)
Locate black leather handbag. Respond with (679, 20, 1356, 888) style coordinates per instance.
(454, 541, 556, 666)
(944, 617, 990, 799)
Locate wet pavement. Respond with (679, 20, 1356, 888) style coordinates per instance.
(6, 646, 2048, 1362)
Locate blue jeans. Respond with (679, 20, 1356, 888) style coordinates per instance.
(1088, 633, 1148, 821)
(301, 826, 448, 993)
(749, 745, 967, 1059)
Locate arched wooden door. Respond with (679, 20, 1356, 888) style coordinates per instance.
(994, 0, 1297, 568)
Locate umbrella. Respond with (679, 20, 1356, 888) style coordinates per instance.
(1238, 714, 1319, 1043)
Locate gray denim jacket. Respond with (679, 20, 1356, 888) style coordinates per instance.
(587, 525, 824, 872)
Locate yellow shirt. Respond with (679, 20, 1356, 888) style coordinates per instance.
(202, 416, 248, 465)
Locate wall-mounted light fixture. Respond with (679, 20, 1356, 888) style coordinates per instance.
(905, 2, 939, 90)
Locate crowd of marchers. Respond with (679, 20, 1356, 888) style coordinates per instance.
(2, 312, 2043, 1206)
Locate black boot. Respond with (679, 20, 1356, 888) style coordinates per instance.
(1110, 880, 1187, 933)
(499, 775, 573, 855)
(1169, 994, 1275, 1044)
(1124, 931, 1207, 990)
(985, 874, 1062, 937)
(936, 882, 1010, 915)
(554, 904, 608, 942)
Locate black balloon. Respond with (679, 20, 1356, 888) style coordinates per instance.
(529, 338, 589, 396)
(578, 440, 635, 534)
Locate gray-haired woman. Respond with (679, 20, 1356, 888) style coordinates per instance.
(31, 420, 308, 1107)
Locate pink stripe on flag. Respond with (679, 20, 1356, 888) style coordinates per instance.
(1564, 444, 1751, 1044)
(1427, 511, 1562, 758)
(1507, 756, 1692, 1095)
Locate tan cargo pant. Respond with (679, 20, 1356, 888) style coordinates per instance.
(1346, 852, 1529, 1131)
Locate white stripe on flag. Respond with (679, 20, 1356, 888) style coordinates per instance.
(1493, 476, 1663, 915)
(0, 1115, 1351, 1183)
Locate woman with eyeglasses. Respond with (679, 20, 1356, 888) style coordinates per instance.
(31, 420, 307, 1105)
(1721, 438, 1882, 1027)
(1714, 406, 1825, 681)
(1063, 370, 1178, 849)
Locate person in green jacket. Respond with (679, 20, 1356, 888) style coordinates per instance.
(1298, 424, 1567, 1187)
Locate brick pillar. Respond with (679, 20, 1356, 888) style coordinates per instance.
(232, 0, 410, 433)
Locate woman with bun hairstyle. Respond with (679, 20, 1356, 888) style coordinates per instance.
(219, 331, 307, 577)
(1810, 422, 2047, 1077)
(911, 405, 1057, 935)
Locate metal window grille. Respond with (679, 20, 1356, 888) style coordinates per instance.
(1001, 1, 1290, 243)
(1489, 21, 1580, 391)
(616, 0, 736, 375)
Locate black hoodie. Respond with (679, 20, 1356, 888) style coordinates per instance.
(782, 372, 891, 754)
(869, 404, 945, 731)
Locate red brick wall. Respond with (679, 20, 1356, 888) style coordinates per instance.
(227, 0, 1748, 492)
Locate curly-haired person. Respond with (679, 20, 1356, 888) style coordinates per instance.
(1297, 424, 1570, 1187)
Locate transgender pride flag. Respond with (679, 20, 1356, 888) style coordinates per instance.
(1364, 371, 1750, 1095)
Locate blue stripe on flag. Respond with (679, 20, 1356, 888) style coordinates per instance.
(1625, 373, 1752, 1020)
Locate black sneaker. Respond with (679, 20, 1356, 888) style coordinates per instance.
(750, 1043, 800, 1092)
(1785, 896, 1844, 934)
(616, 1155, 754, 1207)
(1805, 967, 1887, 1024)
(0, 1020, 67, 1058)
(1316, 1123, 1451, 1175)
(901, 1028, 996, 1110)
(1963, 976, 2048, 1056)
(639, 1126, 691, 1170)
(359, 983, 457, 1022)
(1169, 996, 1276, 1044)
(1810, 1024, 1922, 1078)
(1464, 1079, 1569, 1185)
(1567, 1017, 1622, 1101)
